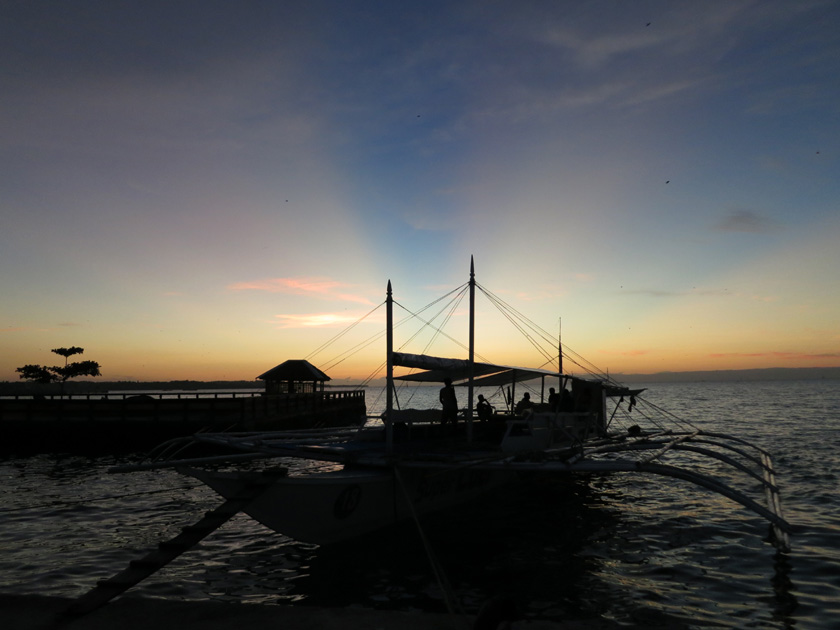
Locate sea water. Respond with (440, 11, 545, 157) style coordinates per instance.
(1, 379, 838, 629)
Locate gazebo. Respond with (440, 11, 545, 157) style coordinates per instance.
(257, 360, 331, 396)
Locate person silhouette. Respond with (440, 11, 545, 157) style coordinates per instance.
(439, 377, 458, 424)
(476, 394, 493, 421)
(560, 387, 574, 412)
(515, 392, 533, 415)
(548, 387, 560, 412)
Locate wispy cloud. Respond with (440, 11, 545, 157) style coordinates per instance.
(714, 209, 775, 233)
(229, 278, 373, 305)
(620, 287, 778, 305)
(271, 312, 377, 329)
(402, 209, 450, 232)
(623, 288, 731, 298)
(511, 289, 562, 302)
(756, 154, 789, 173)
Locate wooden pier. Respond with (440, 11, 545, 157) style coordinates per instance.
(1, 390, 366, 455)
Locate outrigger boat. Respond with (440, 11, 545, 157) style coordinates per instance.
(68, 258, 791, 615)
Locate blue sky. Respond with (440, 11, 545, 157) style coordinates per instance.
(2, 1, 839, 381)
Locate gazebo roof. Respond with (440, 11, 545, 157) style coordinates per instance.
(257, 360, 331, 382)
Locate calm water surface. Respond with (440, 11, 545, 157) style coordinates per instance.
(1, 380, 838, 629)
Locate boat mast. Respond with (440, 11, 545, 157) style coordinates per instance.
(559, 317, 566, 394)
(467, 256, 475, 442)
(559, 317, 563, 375)
(386, 279, 394, 452)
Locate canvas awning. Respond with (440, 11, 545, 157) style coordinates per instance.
(392, 352, 505, 383)
(467, 367, 561, 387)
(392, 352, 560, 385)
(472, 371, 646, 397)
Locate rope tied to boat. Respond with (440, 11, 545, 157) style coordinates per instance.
(392, 466, 467, 624)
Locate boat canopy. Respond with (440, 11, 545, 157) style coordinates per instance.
(467, 367, 560, 386)
(468, 368, 644, 398)
(393, 352, 645, 398)
(392, 352, 504, 382)
(393, 352, 559, 385)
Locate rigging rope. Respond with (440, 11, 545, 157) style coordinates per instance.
(393, 467, 464, 620)
(392, 291, 472, 357)
(317, 284, 474, 386)
(306, 301, 385, 363)
(418, 288, 468, 354)
(474, 281, 626, 387)
(389, 289, 469, 408)
(476, 283, 556, 365)
(299, 273, 689, 439)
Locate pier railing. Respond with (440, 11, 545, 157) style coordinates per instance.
(1, 390, 365, 422)
(0, 390, 364, 402)
(1, 390, 367, 454)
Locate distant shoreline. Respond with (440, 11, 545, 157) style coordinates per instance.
(606, 366, 840, 383)
(2, 366, 839, 395)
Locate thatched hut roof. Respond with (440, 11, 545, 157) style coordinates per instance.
(257, 360, 330, 382)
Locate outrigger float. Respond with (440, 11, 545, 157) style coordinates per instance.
(67, 258, 791, 615)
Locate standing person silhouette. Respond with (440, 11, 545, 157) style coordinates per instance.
(476, 394, 493, 421)
(548, 387, 560, 412)
(439, 377, 458, 425)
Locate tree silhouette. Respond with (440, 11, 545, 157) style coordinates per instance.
(16, 347, 102, 395)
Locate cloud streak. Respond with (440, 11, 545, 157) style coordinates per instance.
(623, 288, 732, 298)
(714, 210, 775, 234)
(229, 278, 374, 305)
(271, 312, 379, 329)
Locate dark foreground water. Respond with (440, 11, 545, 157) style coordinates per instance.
(1, 380, 838, 628)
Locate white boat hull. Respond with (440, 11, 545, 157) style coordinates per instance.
(182, 464, 512, 545)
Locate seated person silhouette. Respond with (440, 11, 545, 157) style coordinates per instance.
(560, 388, 575, 412)
(514, 392, 534, 415)
(476, 394, 494, 421)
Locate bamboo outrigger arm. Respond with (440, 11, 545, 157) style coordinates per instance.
(484, 457, 792, 551)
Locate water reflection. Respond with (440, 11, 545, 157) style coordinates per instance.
(2, 380, 840, 629)
(770, 551, 798, 628)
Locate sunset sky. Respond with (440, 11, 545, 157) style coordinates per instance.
(2, 1, 839, 383)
